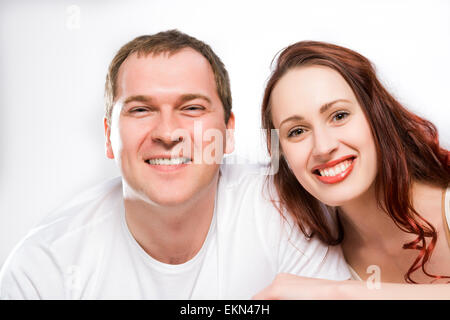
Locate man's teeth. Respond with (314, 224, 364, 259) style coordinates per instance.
(319, 159, 352, 177)
(146, 158, 191, 165)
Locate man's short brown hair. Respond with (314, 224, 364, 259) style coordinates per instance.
(104, 29, 232, 125)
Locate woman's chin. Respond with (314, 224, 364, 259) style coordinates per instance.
(313, 191, 356, 208)
(313, 184, 374, 208)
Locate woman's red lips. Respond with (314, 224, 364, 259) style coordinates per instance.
(312, 156, 356, 184)
(311, 155, 356, 172)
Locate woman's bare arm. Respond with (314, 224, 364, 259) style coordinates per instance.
(252, 273, 450, 300)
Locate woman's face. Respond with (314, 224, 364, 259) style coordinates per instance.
(270, 65, 378, 206)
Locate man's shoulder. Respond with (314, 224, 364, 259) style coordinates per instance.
(217, 156, 282, 224)
(0, 177, 124, 298)
(219, 156, 273, 192)
(22, 176, 123, 248)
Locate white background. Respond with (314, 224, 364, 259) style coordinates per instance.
(0, 0, 449, 266)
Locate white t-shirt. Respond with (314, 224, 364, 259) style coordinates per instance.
(0, 163, 350, 299)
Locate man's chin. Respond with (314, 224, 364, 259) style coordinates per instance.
(128, 184, 197, 208)
(121, 168, 219, 208)
(145, 194, 195, 208)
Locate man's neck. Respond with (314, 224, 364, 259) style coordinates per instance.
(123, 175, 219, 265)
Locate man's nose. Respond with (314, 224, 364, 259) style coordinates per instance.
(150, 112, 185, 147)
(311, 128, 339, 158)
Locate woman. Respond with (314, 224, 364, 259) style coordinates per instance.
(256, 41, 450, 299)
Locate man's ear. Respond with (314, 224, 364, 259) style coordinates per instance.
(104, 117, 115, 159)
(225, 112, 235, 155)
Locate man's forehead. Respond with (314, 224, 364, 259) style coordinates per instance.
(115, 49, 218, 105)
(119, 48, 212, 76)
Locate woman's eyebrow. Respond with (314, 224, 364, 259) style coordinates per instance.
(279, 98, 352, 128)
(279, 115, 304, 128)
(319, 99, 351, 114)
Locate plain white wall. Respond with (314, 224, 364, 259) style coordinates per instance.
(0, 0, 449, 266)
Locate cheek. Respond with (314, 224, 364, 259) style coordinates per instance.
(344, 115, 378, 180)
(196, 120, 227, 150)
(355, 117, 374, 147)
(352, 116, 377, 165)
(281, 142, 310, 180)
(116, 119, 149, 156)
(363, 136, 378, 179)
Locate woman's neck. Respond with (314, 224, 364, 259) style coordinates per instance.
(338, 182, 410, 252)
(338, 180, 446, 252)
(337, 180, 447, 283)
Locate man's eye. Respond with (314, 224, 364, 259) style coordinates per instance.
(130, 107, 148, 113)
(287, 127, 305, 138)
(183, 105, 205, 111)
(332, 111, 349, 122)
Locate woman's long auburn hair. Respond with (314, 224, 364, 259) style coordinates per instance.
(261, 41, 450, 283)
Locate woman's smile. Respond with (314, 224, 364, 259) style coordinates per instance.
(312, 155, 356, 184)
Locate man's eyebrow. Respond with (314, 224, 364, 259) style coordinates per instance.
(175, 93, 212, 105)
(319, 99, 351, 114)
(122, 94, 212, 106)
(123, 95, 154, 105)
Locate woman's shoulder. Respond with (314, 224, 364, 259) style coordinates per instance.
(409, 181, 450, 246)
(416, 182, 450, 248)
(442, 184, 450, 246)
(411, 181, 446, 219)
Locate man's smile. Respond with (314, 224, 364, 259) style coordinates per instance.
(144, 157, 192, 165)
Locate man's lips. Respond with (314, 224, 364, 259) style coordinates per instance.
(144, 157, 192, 165)
(143, 156, 192, 172)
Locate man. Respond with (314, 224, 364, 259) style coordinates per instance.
(0, 30, 350, 299)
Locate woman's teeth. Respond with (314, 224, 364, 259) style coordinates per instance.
(146, 158, 191, 165)
(318, 159, 352, 177)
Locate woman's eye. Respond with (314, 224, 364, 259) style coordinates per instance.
(288, 127, 305, 138)
(332, 111, 349, 122)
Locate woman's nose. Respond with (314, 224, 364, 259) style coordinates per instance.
(311, 128, 339, 158)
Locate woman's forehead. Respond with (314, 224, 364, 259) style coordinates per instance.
(271, 65, 357, 125)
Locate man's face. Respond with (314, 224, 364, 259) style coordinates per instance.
(105, 48, 234, 206)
